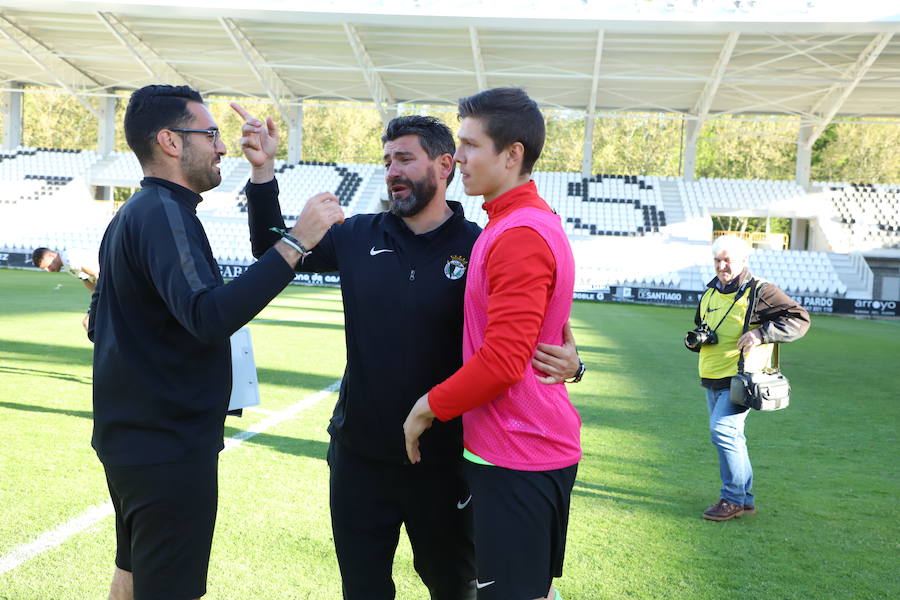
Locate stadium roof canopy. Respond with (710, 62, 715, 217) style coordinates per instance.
(0, 0, 898, 133)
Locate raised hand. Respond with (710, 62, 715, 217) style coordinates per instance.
(289, 192, 346, 251)
(230, 102, 278, 176)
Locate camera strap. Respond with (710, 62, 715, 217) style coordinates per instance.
(702, 278, 752, 336)
(737, 279, 778, 375)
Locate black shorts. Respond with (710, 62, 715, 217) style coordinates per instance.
(103, 455, 219, 600)
(328, 440, 476, 600)
(464, 461, 578, 600)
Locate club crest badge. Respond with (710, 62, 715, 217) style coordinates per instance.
(444, 255, 468, 281)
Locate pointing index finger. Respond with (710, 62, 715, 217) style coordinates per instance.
(229, 102, 254, 122)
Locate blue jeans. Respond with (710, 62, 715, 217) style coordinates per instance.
(705, 387, 754, 507)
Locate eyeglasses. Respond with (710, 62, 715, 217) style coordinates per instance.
(169, 128, 220, 143)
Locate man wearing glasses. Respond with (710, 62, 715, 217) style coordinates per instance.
(88, 85, 337, 600)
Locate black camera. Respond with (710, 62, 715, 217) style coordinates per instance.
(684, 322, 718, 350)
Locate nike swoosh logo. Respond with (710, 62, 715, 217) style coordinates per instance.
(476, 580, 495, 589)
(457, 494, 472, 510)
(370, 246, 394, 256)
(707, 307, 720, 312)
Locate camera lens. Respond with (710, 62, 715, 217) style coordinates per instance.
(684, 326, 717, 350)
(685, 331, 702, 347)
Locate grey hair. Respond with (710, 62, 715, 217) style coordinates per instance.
(711, 235, 751, 261)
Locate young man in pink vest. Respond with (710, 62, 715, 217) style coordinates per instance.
(404, 88, 582, 600)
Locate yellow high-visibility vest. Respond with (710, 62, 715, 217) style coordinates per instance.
(698, 280, 774, 379)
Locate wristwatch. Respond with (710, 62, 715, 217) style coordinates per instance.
(566, 359, 586, 383)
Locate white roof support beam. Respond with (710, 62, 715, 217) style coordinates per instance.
(344, 23, 396, 125)
(801, 32, 893, 149)
(2, 83, 23, 150)
(97, 12, 189, 87)
(683, 32, 738, 179)
(469, 26, 487, 92)
(0, 14, 101, 119)
(686, 32, 740, 145)
(581, 30, 604, 179)
(220, 17, 297, 127)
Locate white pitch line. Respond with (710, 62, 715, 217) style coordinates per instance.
(0, 380, 340, 576)
(223, 381, 340, 450)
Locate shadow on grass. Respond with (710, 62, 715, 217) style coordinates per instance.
(574, 399, 699, 430)
(573, 344, 613, 356)
(224, 428, 329, 461)
(279, 291, 344, 304)
(0, 365, 92, 385)
(264, 302, 345, 314)
(0, 400, 92, 420)
(251, 318, 344, 331)
(572, 479, 679, 511)
(0, 339, 93, 366)
(256, 368, 342, 391)
(2, 336, 338, 403)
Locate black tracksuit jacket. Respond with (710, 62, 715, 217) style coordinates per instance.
(89, 178, 297, 467)
(246, 179, 481, 465)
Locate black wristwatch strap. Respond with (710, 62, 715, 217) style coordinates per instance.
(566, 359, 586, 383)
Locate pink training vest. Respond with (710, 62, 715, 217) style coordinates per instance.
(462, 206, 582, 471)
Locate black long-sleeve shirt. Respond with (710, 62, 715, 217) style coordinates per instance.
(89, 177, 296, 466)
(247, 178, 482, 465)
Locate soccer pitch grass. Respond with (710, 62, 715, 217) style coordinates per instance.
(0, 268, 897, 600)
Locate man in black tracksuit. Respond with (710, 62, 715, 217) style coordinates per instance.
(232, 109, 579, 599)
(89, 86, 334, 600)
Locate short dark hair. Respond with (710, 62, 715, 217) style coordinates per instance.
(381, 115, 456, 185)
(32, 247, 52, 266)
(124, 85, 203, 165)
(457, 87, 545, 175)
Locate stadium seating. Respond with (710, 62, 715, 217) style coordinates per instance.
(232, 160, 378, 219)
(824, 183, 900, 250)
(447, 171, 667, 236)
(92, 152, 248, 192)
(200, 217, 255, 264)
(0, 147, 99, 205)
(2, 146, 896, 299)
(676, 177, 807, 217)
(748, 248, 848, 296)
(0, 147, 102, 180)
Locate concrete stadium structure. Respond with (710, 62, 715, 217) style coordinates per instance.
(1, 1, 898, 301)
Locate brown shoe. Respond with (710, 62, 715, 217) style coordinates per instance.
(703, 498, 745, 521)
(743, 505, 756, 515)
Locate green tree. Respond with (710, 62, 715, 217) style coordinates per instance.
(811, 118, 900, 183)
(22, 88, 99, 149)
(811, 122, 838, 170)
(542, 111, 584, 172)
(301, 101, 384, 163)
(592, 113, 683, 176)
(8, 89, 900, 185)
(695, 115, 798, 180)
(712, 215, 792, 235)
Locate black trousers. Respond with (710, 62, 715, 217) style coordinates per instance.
(328, 440, 476, 600)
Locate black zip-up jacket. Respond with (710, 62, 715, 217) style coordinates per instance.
(247, 179, 481, 465)
(89, 178, 297, 466)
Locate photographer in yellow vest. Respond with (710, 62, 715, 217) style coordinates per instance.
(685, 235, 810, 521)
